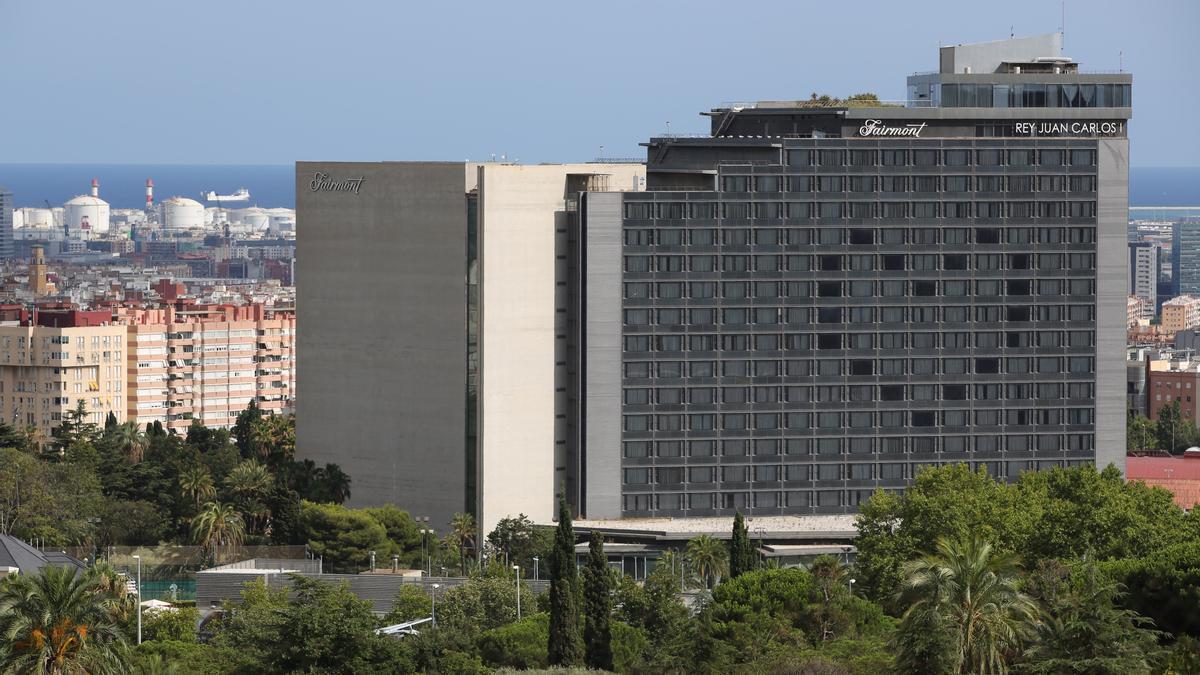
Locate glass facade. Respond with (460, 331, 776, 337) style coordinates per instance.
(941, 83, 1131, 108)
(618, 139, 1100, 516)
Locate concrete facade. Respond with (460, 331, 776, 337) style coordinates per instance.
(297, 162, 471, 529)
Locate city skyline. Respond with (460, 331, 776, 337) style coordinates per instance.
(3, 0, 1196, 167)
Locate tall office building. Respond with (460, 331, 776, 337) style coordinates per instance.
(578, 33, 1130, 518)
(296, 162, 644, 532)
(0, 188, 14, 259)
(299, 34, 1131, 525)
(1129, 242, 1159, 318)
(1174, 220, 1200, 296)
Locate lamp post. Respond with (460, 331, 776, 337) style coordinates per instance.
(848, 578, 856, 595)
(513, 564, 521, 620)
(430, 583, 440, 628)
(533, 556, 539, 581)
(132, 555, 142, 645)
(369, 550, 376, 573)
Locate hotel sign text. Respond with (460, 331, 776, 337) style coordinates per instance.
(858, 120, 927, 137)
(309, 172, 366, 194)
(1014, 121, 1124, 136)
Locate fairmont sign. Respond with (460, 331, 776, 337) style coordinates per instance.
(1014, 121, 1124, 136)
(858, 119, 927, 137)
(309, 172, 366, 194)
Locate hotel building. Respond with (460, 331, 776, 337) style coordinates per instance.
(298, 34, 1131, 526)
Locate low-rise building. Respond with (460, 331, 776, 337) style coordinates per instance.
(1163, 295, 1200, 335)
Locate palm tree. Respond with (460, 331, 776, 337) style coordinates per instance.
(685, 534, 728, 589)
(191, 501, 246, 565)
(250, 414, 295, 464)
(895, 535, 1041, 674)
(115, 420, 148, 464)
(449, 512, 476, 576)
(0, 565, 127, 673)
(178, 465, 216, 508)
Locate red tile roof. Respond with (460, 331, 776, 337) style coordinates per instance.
(1126, 456, 1200, 508)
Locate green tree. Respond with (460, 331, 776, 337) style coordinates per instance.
(209, 579, 289, 665)
(1156, 399, 1199, 454)
(582, 531, 613, 670)
(1127, 409, 1158, 454)
(365, 505, 423, 567)
(728, 511, 756, 579)
(449, 512, 477, 576)
(686, 534, 729, 589)
(224, 459, 272, 534)
(249, 413, 295, 466)
(178, 465, 216, 509)
(232, 400, 263, 458)
(190, 501, 245, 564)
(478, 613, 550, 670)
(142, 606, 200, 643)
(894, 535, 1040, 675)
(297, 501, 392, 573)
(486, 513, 552, 571)
(1017, 560, 1161, 674)
(53, 400, 100, 454)
(0, 565, 128, 673)
(1101, 538, 1200, 640)
(115, 420, 148, 464)
(0, 448, 103, 545)
(382, 584, 432, 625)
(266, 576, 399, 673)
(547, 490, 583, 666)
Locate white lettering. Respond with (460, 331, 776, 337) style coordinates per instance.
(858, 119, 927, 138)
(309, 172, 366, 194)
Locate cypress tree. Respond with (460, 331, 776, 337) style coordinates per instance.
(583, 531, 614, 671)
(548, 490, 584, 666)
(729, 511, 756, 578)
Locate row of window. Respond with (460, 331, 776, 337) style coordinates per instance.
(623, 309, 1095, 345)
(625, 329, 1099, 353)
(623, 406, 1096, 433)
(778, 147, 1097, 168)
(718, 173, 1096, 195)
(624, 456, 1081, 485)
(624, 224, 1095, 246)
(623, 433, 1095, 459)
(627, 279, 1094, 304)
(623, 343, 1097, 378)
(624, 381, 1094, 406)
(939, 83, 1130, 109)
(624, 252, 1096, 275)
(627, 200, 1098, 220)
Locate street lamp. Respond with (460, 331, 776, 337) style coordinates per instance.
(132, 555, 142, 645)
(513, 565, 521, 620)
(430, 583, 440, 628)
(533, 556, 539, 581)
(369, 550, 376, 572)
(848, 578, 856, 595)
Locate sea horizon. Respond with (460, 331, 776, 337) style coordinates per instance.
(1, 163, 1198, 211)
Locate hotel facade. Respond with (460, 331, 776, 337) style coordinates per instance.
(297, 34, 1131, 528)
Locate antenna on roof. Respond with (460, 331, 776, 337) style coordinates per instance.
(1061, 0, 1066, 50)
(1010, 26, 1014, 39)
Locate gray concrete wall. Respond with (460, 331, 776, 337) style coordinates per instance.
(296, 162, 469, 528)
(582, 192, 624, 519)
(940, 33, 1062, 74)
(1096, 139, 1130, 473)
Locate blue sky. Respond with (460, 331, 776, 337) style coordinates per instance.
(3, 0, 1196, 166)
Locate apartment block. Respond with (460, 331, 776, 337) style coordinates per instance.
(123, 303, 295, 433)
(1129, 242, 1159, 317)
(0, 307, 126, 436)
(1128, 295, 1147, 329)
(1162, 295, 1200, 335)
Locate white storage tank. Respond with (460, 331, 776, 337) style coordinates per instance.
(162, 196, 205, 230)
(17, 207, 55, 229)
(64, 195, 110, 235)
(237, 206, 270, 232)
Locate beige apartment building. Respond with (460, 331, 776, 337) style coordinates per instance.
(0, 307, 126, 437)
(123, 303, 295, 433)
(1162, 295, 1200, 335)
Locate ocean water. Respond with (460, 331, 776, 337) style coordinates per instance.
(0, 163, 1197, 210)
(0, 164, 294, 210)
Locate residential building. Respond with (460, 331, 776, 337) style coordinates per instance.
(123, 302, 295, 433)
(1146, 356, 1200, 421)
(1162, 295, 1200, 334)
(0, 306, 127, 436)
(1128, 295, 1148, 329)
(1129, 242, 1159, 317)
